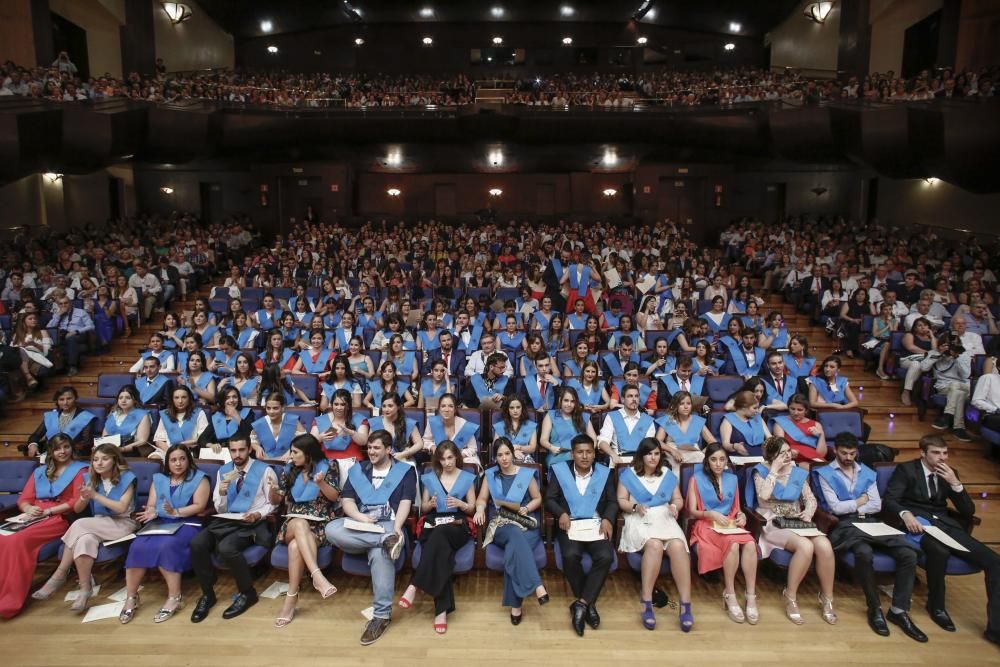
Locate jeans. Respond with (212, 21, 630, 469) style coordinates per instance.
(326, 518, 397, 619)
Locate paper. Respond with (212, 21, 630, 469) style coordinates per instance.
(680, 450, 705, 464)
(94, 434, 121, 448)
(712, 521, 750, 535)
(636, 275, 656, 294)
(604, 268, 622, 289)
(82, 601, 124, 623)
(344, 518, 385, 533)
(923, 525, 970, 552)
(107, 585, 142, 602)
(370, 408, 380, 417)
(617, 456, 634, 465)
(199, 447, 232, 463)
(285, 513, 324, 522)
(5, 513, 33, 524)
(65, 585, 101, 602)
(568, 518, 603, 542)
(212, 512, 247, 521)
(360, 606, 374, 621)
(790, 528, 827, 537)
(730, 456, 765, 465)
(102, 533, 137, 547)
(852, 522, 905, 537)
(260, 581, 289, 599)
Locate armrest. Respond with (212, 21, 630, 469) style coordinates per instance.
(746, 509, 767, 539)
(813, 509, 839, 534)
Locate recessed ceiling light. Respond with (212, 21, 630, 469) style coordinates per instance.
(419, 7, 434, 18)
(724, 42, 736, 51)
(636, 36, 648, 45)
(266, 45, 278, 53)
(560, 5, 574, 16)
(492, 36, 503, 45)
(354, 37, 364, 46)
(386, 188, 401, 197)
(489, 188, 503, 196)
(602, 148, 618, 166)
(422, 36, 433, 45)
(646, 8, 656, 19)
(491, 6, 504, 17)
(260, 19, 272, 32)
(729, 21, 742, 32)
(562, 36, 573, 45)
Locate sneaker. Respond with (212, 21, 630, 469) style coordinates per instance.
(951, 428, 973, 442)
(932, 415, 951, 430)
(381, 532, 403, 561)
(360, 617, 391, 646)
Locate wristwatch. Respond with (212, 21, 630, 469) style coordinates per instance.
(631, 503, 638, 514)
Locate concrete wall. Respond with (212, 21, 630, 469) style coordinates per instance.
(770, 0, 842, 75)
(868, 0, 943, 74)
(152, 0, 233, 72)
(876, 176, 1000, 236)
(49, 0, 124, 78)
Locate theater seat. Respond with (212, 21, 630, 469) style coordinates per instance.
(553, 539, 619, 574)
(271, 543, 336, 570)
(411, 539, 475, 573)
(0, 460, 38, 514)
(213, 544, 270, 569)
(484, 539, 547, 572)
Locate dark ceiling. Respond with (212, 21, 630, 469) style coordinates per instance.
(197, 0, 802, 39)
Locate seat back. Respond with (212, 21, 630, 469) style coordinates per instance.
(0, 460, 39, 493)
(816, 409, 864, 441)
(289, 375, 318, 401)
(707, 411, 727, 438)
(98, 373, 136, 398)
(706, 375, 743, 406)
(129, 461, 162, 507)
(874, 462, 897, 496)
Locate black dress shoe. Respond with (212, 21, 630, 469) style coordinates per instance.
(927, 606, 956, 632)
(887, 610, 928, 643)
(510, 610, 523, 626)
(569, 601, 587, 636)
(537, 594, 550, 606)
(190, 594, 216, 623)
(867, 607, 890, 636)
(652, 586, 669, 609)
(222, 593, 258, 620)
(586, 604, 601, 630)
(984, 629, 1000, 646)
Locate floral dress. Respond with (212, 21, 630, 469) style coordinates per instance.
(276, 461, 341, 545)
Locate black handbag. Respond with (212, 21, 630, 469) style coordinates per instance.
(497, 506, 538, 530)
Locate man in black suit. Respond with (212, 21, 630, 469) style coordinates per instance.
(541, 243, 571, 313)
(883, 434, 1000, 645)
(421, 330, 466, 377)
(544, 434, 618, 636)
(795, 265, 829, 316)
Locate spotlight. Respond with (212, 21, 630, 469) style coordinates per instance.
(422, 36, 433, 45)
(354, 37, 365, 46)
(386, 188, 401, 197)
(492, 36, 503, 45)
(924, 177, 939, 186)
(562, 36, 573, 45)
(636, 36, 648, 45)
(560, 5, 574, 17)
(267, 45, 278, 54)
(419, 7, 434, 18)
(804, 2, 834, 23)
(489, 188, 503, 197)
(260, 19, 272, 32)
(160, 2, 193, 25)
(724, 42, 736, 51)
(160, 186, 174, 194)
(602, 188, 617, 197)
(729, 21, 742, 33)
(491, 6, 504, 17)
(601, 148, 618, 166)
(43, 172, 63, 183)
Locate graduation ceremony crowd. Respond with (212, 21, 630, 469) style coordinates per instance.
(0, 212, 998, 648)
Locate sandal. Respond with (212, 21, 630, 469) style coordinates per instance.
(723, 591, 745, 623)
(434, 613, 447, 634)
(744, 592, 759, 625)
(31, 569, 68, 600)
(70, 587, 94, 614)
(679, 601, 694, 632)
(275, 591, 298, 628)
(398, 585, 416, 609)
(818, 592, 838, 625)
(310, 568, 337, 599)
(119, 594, 140, 624)
(153, 594, 184, 624)
(640, 599, 656, 630)
(782, 589, 804, 625)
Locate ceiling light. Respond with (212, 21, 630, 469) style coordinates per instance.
(160, 186, 174, 194)
(729, 22, 742, 32)
(260, 19, 272, 32)
(924, 177, 939, 187)
(491, 6, 504, 17)
(386, 148, 402, 167)
(602, 148, 618, 166)
(560, 5, 575, 16)
(160, 2, 192, 25)
(420, 7, 434, 18)
(488, 149, 504, 166)
(354, 37, 364, 46)
(645, 8, 657, 19)
(562, 36, 573, 45)
(43, 172, 63, 182)
(267, 45, 278, 54)
(492, 36, 503, 45)
(804, 1, 834, 23)
(422, 36, 433, 45)
(489, 188, 503, 197)
(386, 188, 401, 197)
(724, 42, 735, 51)
(636, 36, 648, 45)
(603, 188, 617, 197)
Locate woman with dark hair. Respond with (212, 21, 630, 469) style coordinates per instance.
(416, 359, 452, 411)
(422, 393, 479, 462)
(617, 437, 691, 631)
(782, 335, 815, 381)
(758, 311, 789, 351)
(203, 385, 254, 449)
(398, 440, 477, 634)
(257, 329, 299, 372)
(320, 354, 363, 409)
(218, 352, 261, 405)
(368, 392, 422, 460)
(310, 388, 369, 461)
(103, 384, 153, 455)
(808, 355, 859, 410)
(387, 333, 419, 382)
(259, 362, 316, 406)
(700, 296, 732, 335)
(720, 390, 771, 456)
(227, 309, 259, 350)
(837, 286, 876, 358)
(178, 349, 217, 406)
(25, 386, 97, 458)
(772, 394, 828, 460)
(656, 390, 717, 471)
(152, 386, 209, 455)
(539, 385, 598, 468)
(692, 339, 723, 375)
(565, 359, 610, 413)
(491, 395, 537, 462)
(267, 434, 341, 627)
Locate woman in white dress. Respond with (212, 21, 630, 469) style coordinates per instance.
(617, 437, 692, 631)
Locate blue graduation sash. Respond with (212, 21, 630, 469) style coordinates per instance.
(428, 416, 478, 450)
(543, 332, 562, 357)
(162, 410, 201, 444)
(814, 464, 877, 503)
(642, 355, 677, 377)
(568, 264, 596, 297)
(197, 325, 220, 345)
(731, 346, 766, 376)
(289, 296, 316, 314)
(565, 379, 602, 406)
(551, 462, 611, 520)
(694, 468, 737, 515)
(369, 380, 409, 408)
(177, 351, 190, 371)
(322, 312, 342, 329)
(768, 328, 789, 349)
(783, 354, 815, 378)
(611, 380, 652, 407)
(358, 311, 381, 331)
(367, 416, 417, 449)
(656, 414, 706, 447)
(257, 309, 282, 330)
(471, 374, 509, 401)
(524, 376, 555, 411)
(323, 379, 360, 401)
(288, 460, 330, 502)
(43, 410, 94, 440)
(163, 327, 187, 349)
(602, 352, 638, 377)
(234, 328, 258, 349)
(546, 413, 579, 466)
(421, 469, 476, 513)
(602, 311, 621, 329)
(660, 373, 705, 396)
(236, 376, 261, 402)
(141, 349, 175, 367)
(724, 413, 766, 450)
(151, 470, 207, 518)
(700, 312, 732, 333)
(33, 461, 88, 499)
(764, 377, 798, 405)
(92, 471, 136, 516)
(281, 327, 300, 345)
(609, 410, 654, 454)
(219, 460, 268, 513)
(315, 413, 364, 451)
(730, 300, 748, 314)
(533, 310, 553, 330)
(619, 467, 677, 508)
(456, 322, 483, 355)
(810, 375, 849, 404)
(135, 374, 169, 404)
(692, 357, 725, 374)
(774, 415, 819, 448)
(104, 409, 149, 437)
(498, 331, 525, 351)
(418, 330, 441, 352)
(492, 419, 537, 447)
(612, 331, 640, 350)
(211, 408, 251, 441)
(214, 349, 239, 372)
(420, 378, 448, 401)
(566, 313, 588, 330)
(252, 414, 300, 458)
(551, 258, 565, 281)
(348, 461, 410, 507)
(300, 348, 333, 374)
(485, 466, 535, 506)
(183, 372, 215, 391)
(293, 312, 314, 328)
(391, 351, 417, 377)
(747, 464, 808, 509)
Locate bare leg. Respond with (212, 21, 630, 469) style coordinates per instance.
(640, 539, 664, 607)
(73, 554, 96, 591)
(666, 539, 691, 602)
(783, 535, 814, 597)
(160, 569, 184, 612)
(721, 541, 740, 594)
(813, 536, 836, 598)
(32, 550, 72, 598)
(740, 541, 759, 594)
(123, 568, 146, 613)
(278, 538, 302, 621)
(289, 519, 334, 596)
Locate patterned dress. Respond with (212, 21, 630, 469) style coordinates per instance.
(276, 461, 341, 545)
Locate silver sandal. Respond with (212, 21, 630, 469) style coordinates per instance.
(119, 594, 140, 624)
(153, 594, 183, 623)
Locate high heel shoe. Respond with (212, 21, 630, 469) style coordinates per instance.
(31, 570, 68, 600)
(818, 592, 838, 625)
(310, 568, 337, 599)
(119, 594, 140, 624)
(70, 587, 94, 614)
(782, 589, 804, 625)
(275, 591, 298, 628)
(723, 591, 745, 624)
(510, 608, 522, 626)
(679, 602, 694, 632)
(640, 599, 656, 630)
(153, 594, 184, 623)
(537, 593, 550, 606)
(744, 592, 759, 625)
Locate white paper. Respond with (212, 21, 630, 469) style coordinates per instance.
(260, 581, 289, 599)
(604, 268, 622, 289)
(65, 585, 101, 601)
(285, 513, 325, 522)
(730, 456, 765, 465)
(344, 518, 385, 533)
(107, 585, 142, 602)
(199, 447, 232, 463)
(102, 533, 137, 547)
(617, 456, 634, 465)
(712, 522, 750, 535)
(636, 275, 656, 294)
(212, 512, 246, 521)
(5, 513, 33, 524)
(82, 601, 124, 623)
(790, 528, 827, 537)
(852, 522, 905, 537)
(94, 434, 121, 448)
(360, 606, 374, 621)
(370, 408, 380, 417)
(568, 518, 603, 542)
(923, 525, 970, 552)
(681, 450, 706, 464)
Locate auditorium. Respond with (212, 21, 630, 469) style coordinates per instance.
(0, 0, 999, 664)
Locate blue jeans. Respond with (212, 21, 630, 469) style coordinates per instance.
(325, 518, 398, 619)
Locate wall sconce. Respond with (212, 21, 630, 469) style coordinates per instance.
(803, 2, 834, 23)
(602, 188, 617, 197)
(923, 177, 939, 187)
(489, 188, 503, 197)
(160, 2, 193, 25)
(43, 172, 63, 183)
(160, 186, 174, 194)
(386, 188, 401, 197)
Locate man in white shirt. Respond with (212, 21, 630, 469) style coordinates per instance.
(597, 384, 656, 464)
(128, 263, 162, 320)
(951, 314, 984, 356)
(463, 332, 513, 378)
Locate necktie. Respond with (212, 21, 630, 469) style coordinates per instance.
(236, 470, 246, 496)
(681, 379, 689, 392)
(539, 380, 547, 407)
(928, 473, 938, 499)
(775, 377, 783, 394)
(443, 352, 449, 370)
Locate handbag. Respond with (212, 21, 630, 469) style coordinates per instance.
(773, 516, 816, 530)
(497, 506, 538, 530)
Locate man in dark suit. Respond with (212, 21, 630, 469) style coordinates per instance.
(541, 243, 571, 313)
(795, 266, 829, 316)
(883, 434, 1000, 645)
(154, 256, 182, 310)
(460, 351, 513, 410)
(545, 434, 618, 636)
(421, 330, 466, 377)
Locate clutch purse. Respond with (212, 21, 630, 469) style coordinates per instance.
(772, 516, 816, 530)
(497, 506, 538, 530)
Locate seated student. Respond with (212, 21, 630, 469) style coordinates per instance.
(758, 311, 789, 350)
(544, 434, 619, 636)
(807, 355, 859, 410)
(599, 298, 624, 331)
(311, 388, 370, 462)
(202, 386, 255, 450)
(251, 392, 306, 460)
(385, 334, 420, 383)
(217, 353, 261, 406)
(723, 328, 766, 379)
(883, 434, 1000, 645)
(656, 390, 717, 472)
(152, 386, 209, 457)
(134, 356, 174, 409)
(179, 350, 217, 406)
(782, 335, 816, 381)
(597, 384, 657, 465)
(815, 433, 926, 641)
(415, 310, 443, 359)
(368, 393, 423, 461)
(565, 359, 611, 414)
(119, 444, 210, 624)
(32, 444, 139, 613)
(566, 298, 589, 331)
(700, 296, 732, 336)
(416, 359, 454, 411)
(617, 437, 692, 631)
(474, 437, 548, 624)
(600, 335, 640, 378)
(608, 314, 644, 353)
(227, 309, 259, 351)
(208, 335, 241, 376)
(686, 442, 757, 627)
(257, 329, 298, 372)
(129, 333, 176, 373)
(540, 386, 598, 468)
(294, 330, 335, 381)
(325, 429, 416, 646)
(759, 351, 798, 412)
(278, 312, 303, 350)
(642, 336, 675, 380)
(520, 355, 560, 413)
(190, 435, 279, 623)
(748, 436, 837, 626)
(103, 385, 153, 456)
(491, 396, 538, 462)
(562, 338, 597, 379)
(422, 393, 479, 463)
(519, 334, 552, 378)
(396, 440, 476, 634)
(190, 310, 220, 349)
(176, 330, 205, 372)
(563, 258, 601, 315)
(692, 339, 724, 376)
(24, 386, 97, 458)
(321, 355, 364, 410)
(259, 361, 316, 407)
(720, 390, 771, 457)
(0, 434, 87, 619)
(609, 362, 658, 415)
(422, 329, 465, 377)
(252, 293, 284, 331)
(772, 394, 828, 461)
(656, 356, 707, 411)
(497, 313, 527, 353)
(461, 351, 514, 410)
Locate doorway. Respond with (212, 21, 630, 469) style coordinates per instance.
(763, 183, 787, 223)
(50, 12, 89, 80)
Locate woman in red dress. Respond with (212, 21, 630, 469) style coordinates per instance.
(771, 394, 828, 462)
(0, 434, 87, 618)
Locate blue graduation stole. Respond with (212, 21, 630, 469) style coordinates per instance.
(551, 258, 565, 281)
(419, 378, 448, 401)
(281, 327, 300, 345)
(725, 413, 766, 451)
(151, 470, 207, 518)
(551, 462, 611, 520)
(730, 299, 748, 314)
(211, 408, 251, 440)
(257, 309, 282, 330)
(370, 380, 410, 408)
(485, 466, 535, 506)
(731, 346, 766, 376)
(323, 379, 360, 401)
(611, 380, 652, 407)
(609, 410, 654, 454)
(163, 328, 187, 349)
(288, 460, 330, 502)
(533, 310, 553, 330)
(234, 328, 258, 349)
(656, 414, 706, 447)
(104, 409, 149, 437)
(746, 464, 808, 508)
(764, 377, 798, 405)
(774, 415, 819, 448)
(565, 379, 602, 406)
(783, 354, 815, 378)
(135, 374, 169, 404)
(315, 413, 364, 451)
(547, 414, 579, 466)
(810, 376, 849, 404)
(418, 330, 441, 352)
(272, 348, 297, 368)
(293, 312, 314, 328)
(367, 416, 417, 448)
(498, 331, 525, 351)
(568, 264, 595, 297)
(141, 349, 175, 367)
(428, 416, 478, 450)
(348, 461, 410, 507)
(162, 410, 201, 445)
(740, 315, 763, 331)
(602, 311, 621, 329)
(700, 312, 732, 333)
(619, 467, 677, 508)
(768, 328, 789, 349)
(543, 332, 562, 357)
(566, 313, 588, 330)
(642, 355, 677, 378)
(612, 330, 641, 350)
(33, 461, 88, 499)
(322, 312, 342, 329)
(301, 348, 333, 374)
(492, 419, 537, 447)
(391, 351, 417, 377)
(92, 471, 136, 516)
(660, 373, 704, 396)
(694, 468, 737, 515)
(814, 464, 877, 503)
(219, 460, 268, 513)
(692, 357, 724, 374)
(289, 296, 316, 314)
(601, 352, 626, 377)
(43, 410, 94, 440)
(196, 325, 220, 345)
(471, 374, 508, 401)
(524, 376, 555, 411)
(252, 414, 300, 458)
(455, 323, 483, 355)
(420, 469, 476, 513)
(358, 311, 381, 331)
(177, 351, 190, 371)
(183, 372, 215, 392)
(214, 349, 239, 372)
(236, 376, 261, 402)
